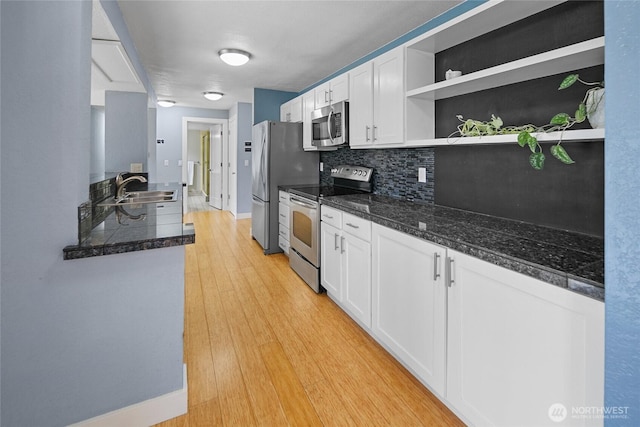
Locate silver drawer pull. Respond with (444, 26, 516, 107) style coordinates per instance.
(323, 214, 334, 219)
(345, 223, 360, 229)
(433, 252, 441, 281)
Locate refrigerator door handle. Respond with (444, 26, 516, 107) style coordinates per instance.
(259, 132, 267, 196)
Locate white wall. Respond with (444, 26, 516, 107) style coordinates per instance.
(187, 129, 202, 192)
(0, 2, 184, 426)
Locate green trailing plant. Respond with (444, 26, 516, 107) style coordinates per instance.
(450, 74, 604, 170)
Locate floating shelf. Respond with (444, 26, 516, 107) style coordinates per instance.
(401, 128, 604, 148)
(406, 37, 604, 100)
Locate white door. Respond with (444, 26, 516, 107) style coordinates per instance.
(228, 117, 237, 216)
(209, 124, 223, 209)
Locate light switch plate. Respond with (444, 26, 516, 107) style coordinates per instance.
(418, 167, 427, 183)
(164, 160, 169, 166)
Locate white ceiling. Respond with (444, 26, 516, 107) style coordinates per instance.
(114, 0, 462, 111)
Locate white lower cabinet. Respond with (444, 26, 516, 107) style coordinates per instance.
(321, 216, 604, 427)
(371, 223, 447, 397)
(278, 191, 290, 255)
(321, 206, 371, 328)
(446, 249, 605, 427)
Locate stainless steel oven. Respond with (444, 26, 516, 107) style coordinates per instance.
(288, 165, 373, 293)
(289, 193, 321, 292)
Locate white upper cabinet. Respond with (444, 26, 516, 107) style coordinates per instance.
(314, 73, 349, 109)
(280, 95, 303, 123)
(301, 90, 316, 151)
(349, 46, 405, 148)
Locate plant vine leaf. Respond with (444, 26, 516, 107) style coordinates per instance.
(550, 113, 571, 125)
(575, 103, 587, 123)
(559, 74, 579, 90)
(517, 131, 537, 150)
(550, 145, 575, 164)
(529, 152, 545, 170)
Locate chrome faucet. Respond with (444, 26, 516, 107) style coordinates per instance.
(115, 173, 147, 199)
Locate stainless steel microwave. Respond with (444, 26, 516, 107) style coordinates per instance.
(311, 101, 348, 148)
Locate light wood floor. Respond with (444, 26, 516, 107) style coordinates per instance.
(154, 209, 464, 427)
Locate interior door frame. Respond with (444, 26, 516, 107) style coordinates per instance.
(181, 117, 228, 212)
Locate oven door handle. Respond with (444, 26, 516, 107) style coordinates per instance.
(289, 196, 317, 209)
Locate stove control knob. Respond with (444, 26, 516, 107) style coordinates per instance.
(352, 170, 357, 175)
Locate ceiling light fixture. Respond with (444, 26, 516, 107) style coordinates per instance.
(157, 100, 176, 108)
(203, 91, 224, 101)
(218, 48, 251, 66)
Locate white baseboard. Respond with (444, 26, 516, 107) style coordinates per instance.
(69, 364, 187, 427)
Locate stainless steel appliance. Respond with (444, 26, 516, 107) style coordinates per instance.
(311, 101, 348, 148)
(289, 165, 373, 292)
(251, 121, 319, 254)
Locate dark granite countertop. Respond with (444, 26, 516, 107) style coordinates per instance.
(64, 183, 195, 259)
(321, 194, 604, 302)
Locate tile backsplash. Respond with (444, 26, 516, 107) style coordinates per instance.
(320, 146, 435, 203)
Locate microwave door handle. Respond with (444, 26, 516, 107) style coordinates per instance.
(327, 108, 335, 145)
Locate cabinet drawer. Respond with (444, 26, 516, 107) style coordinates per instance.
(342, 212, 371, 241)
(278, 235, 290, 255)
(279, 223, 289, 239)
(279, 190, 290, 205)
(321, 205, 342, 228)
(279, 203, 290, 225)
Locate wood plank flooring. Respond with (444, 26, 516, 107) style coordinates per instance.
(154, 210, 464, 427)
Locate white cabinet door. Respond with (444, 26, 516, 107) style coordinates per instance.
(280, 101, 291, 122)
(329, 73, 349, 103)
(321, 221, 343, 300)
(343, 232, 372, 328)
(348, 61, 374, 147)
(302, 91, 316, 151)
(348, 46, 404, 147)
(289, 95, 303, 123)
(447, 249, 605, 427)
(315, 74, 349, 109)
(314, 81, 332, 109)
(371, 224, 446, 396)
(373, 47, 405, 145)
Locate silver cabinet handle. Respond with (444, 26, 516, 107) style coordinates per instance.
(366, 126, 371, 142)
(373, 125, 378, 141)
(345, 223, 360, 229)
(334, 233, 340, 250)
(341, 236, 345, 254)
(323, 214, 334, 219)
(447, 257, 455, 287)
(433, 252, 441, 281)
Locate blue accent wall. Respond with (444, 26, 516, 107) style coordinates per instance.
(604, 1, 640, 425)
(253, 88, 297, 124)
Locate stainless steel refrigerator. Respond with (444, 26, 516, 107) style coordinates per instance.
(251, 121, 319, 254)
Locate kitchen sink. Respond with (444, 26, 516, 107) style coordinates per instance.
(98, 190, 178, 206)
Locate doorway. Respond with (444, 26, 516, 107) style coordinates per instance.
(181, 117, 230, 213)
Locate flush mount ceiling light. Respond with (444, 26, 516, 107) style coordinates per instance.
(203, 91, 224, 101)
(218, 48, 251, 66)
(157, 100, 176, 108)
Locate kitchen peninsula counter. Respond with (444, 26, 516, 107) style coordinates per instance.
(321, 194, 604, 301)
(63, 183, 194, 260)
